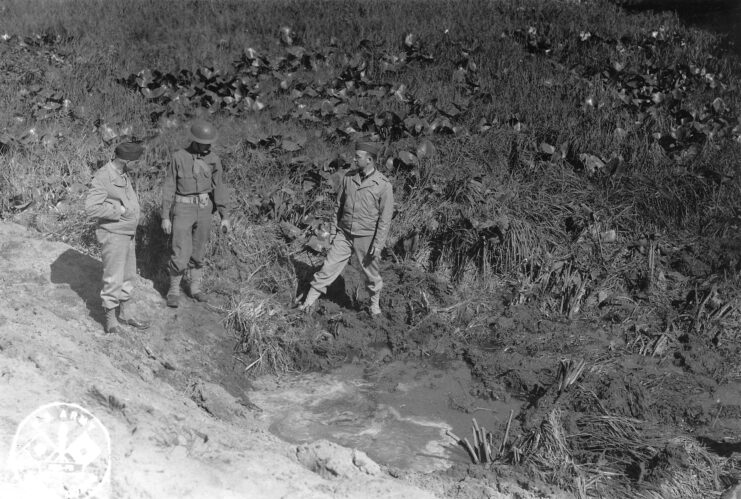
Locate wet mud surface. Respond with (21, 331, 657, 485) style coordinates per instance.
(210, 250, 741, 495)
(248, 358, 521, 473)
(0, 222, 447, 499)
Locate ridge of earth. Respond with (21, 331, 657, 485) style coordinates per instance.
(0, 221, 540, 499)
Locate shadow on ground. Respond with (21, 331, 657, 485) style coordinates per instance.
(50, 248, 104, 327)
(135, 211, 171, 296)
(698, 436, 741, 457)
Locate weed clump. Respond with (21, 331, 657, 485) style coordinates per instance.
(505, 409, 733, 498)
(225, 288, 298, 375)
(1, 1, 741, 495)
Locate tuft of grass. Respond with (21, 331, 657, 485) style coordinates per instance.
(225, 288, 298, 375)
(506, 409, 733, 498)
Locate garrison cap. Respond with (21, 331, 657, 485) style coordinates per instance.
(115, 142, 144, 161)
(354, 141, 382, 158)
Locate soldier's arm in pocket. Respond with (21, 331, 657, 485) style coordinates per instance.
(85, 177, 122, 221)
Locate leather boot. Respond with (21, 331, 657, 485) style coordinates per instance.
(167, 274, 182, 308)
(298, 287, 321, 312)
(104, 307, 124, 335)
(119, 300, 150, 330)
(189, 267, 208, 303)
(369, 293, 382, 316)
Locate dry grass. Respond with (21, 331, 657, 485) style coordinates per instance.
(225, 287, 299, 375)
(2, 2, 738, 302)
(507, 408, 734, 498)
(1, 2, 740, 496)
(512, 409, 589, 498)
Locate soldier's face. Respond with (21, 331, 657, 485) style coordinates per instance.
(191, 142, 211, 155)
(354, 150, 374, 170)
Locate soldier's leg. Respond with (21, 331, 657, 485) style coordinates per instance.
(169, 203, 196, 274)
(188, 203, 214, 301)
(310, 231, 353, 294)
(300, 231, 353, 310)
(189, 203, 213, 269)
(352, 234, 383, 315)
(98, 229, 126, 333)
(352, 235, 383, 294)
(120, 236, 135, 302)
(118, 237, 150, 329)
(167, 203, 196, 307)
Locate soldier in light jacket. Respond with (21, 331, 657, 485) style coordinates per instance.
(299, 141, 394, 316)
(85, 142, 150, 334)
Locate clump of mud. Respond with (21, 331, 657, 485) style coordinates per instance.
(212, 222, 741, 497)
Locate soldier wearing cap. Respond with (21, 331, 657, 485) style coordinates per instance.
(85, 142, 151, 334)
(161, 120, 231, 307)
(299, 141, 394, 316)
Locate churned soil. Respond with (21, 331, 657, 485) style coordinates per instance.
(0, 221, 551, 499)
(2, 219, 739, 498)
(0, 222, 439, 499)
(283, 239, 741, 496)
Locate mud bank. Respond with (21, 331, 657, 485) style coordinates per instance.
(262, 232, 741, 497)
(0, 222, 435, 498)
(0, 221, 548, 499)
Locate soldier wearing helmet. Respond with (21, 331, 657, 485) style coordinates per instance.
(161, 120, 232, 307)
(299, 141, 394, 316)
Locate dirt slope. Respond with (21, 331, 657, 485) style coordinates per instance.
(0, 221, 441, 499)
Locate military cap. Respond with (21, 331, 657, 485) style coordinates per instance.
(354, 141, 382, 157)
(115, 142, 144, 161)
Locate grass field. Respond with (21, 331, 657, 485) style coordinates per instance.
(2, 0, 741, 495)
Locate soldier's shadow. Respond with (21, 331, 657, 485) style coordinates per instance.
(290, 256, 353, 309)
(50, 249, 105, 328)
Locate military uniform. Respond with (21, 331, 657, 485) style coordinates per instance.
(85, 143, 149, 334)
(161, 149, 230, 274)
(307, 166, 394, 313)
(161, 121, 231, 307)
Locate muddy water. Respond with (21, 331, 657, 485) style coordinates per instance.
(248, 356, 521, 473)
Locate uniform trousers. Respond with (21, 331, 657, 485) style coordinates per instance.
(169, 200, 213, 275)
(97, 229, 136, 310)
(310, 230, 382, 295)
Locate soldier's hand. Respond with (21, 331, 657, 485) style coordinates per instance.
(161, 219, 172, 235)
(120, 204, 126, 215)
(220, 219, 231, 234)
(363, 247, 377, 267)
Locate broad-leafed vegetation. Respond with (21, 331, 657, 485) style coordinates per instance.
(2, 0, 741, 496)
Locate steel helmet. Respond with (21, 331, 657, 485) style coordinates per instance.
(189, 120, 218, 145)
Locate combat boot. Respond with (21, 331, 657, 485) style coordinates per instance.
(119, 300, 150, 330)
(167, 274, 182, 308)
(369, 293, 382, 316)
(189, 267, 208, 303)
(104, 307, 124, 335)
(298, 287, 321, 313)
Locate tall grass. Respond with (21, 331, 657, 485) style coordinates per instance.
(2, 2, 740, 494)
(1, 0, 739, 307)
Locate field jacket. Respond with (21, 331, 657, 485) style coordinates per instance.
(85, 162, 141, 236)
(335, 169, 394, 250)
(161, 149, 230, 220)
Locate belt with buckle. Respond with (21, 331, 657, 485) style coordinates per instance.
(175, 193, 210, 206)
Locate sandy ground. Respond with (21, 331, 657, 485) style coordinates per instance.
(0, 221, 447, 499)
